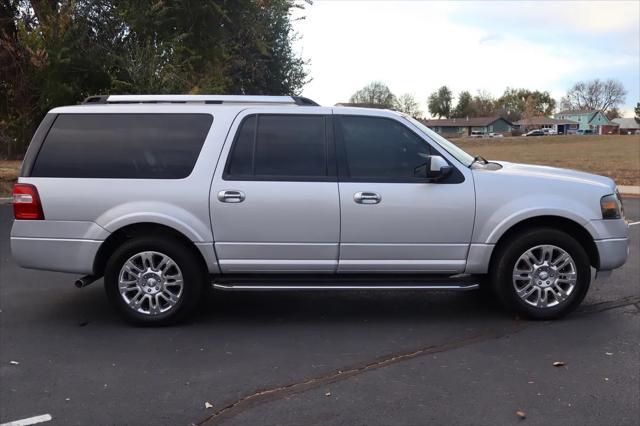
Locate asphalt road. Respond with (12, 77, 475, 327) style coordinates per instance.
(1, 201, 639, 426)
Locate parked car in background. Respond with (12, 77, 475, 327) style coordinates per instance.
(488, 132, 504, 138)
(11, 95, 629, 325)
(523, 129, 544, 137)
(541, 128, 557, 135)
(470, 130, 485, 138)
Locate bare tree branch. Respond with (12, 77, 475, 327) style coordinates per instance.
(561, 78, 627, 112)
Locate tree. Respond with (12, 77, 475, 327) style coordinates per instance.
(634, 102, 640, 123)
(394, 93, 422, 118)
(427, 86, 453, 118)
(452, 90, 475, 118)
(0, 0, 309, 159)
(470, 91, 498, 117)
(605, 108, 622, 120)
(522, 96, 539, 120)
(496, 88, 556, 121)
(560, 78, 627, 113)
(349, 81, 396, 108)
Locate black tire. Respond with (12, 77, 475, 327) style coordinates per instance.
(490, 227, 591, 320)
(104, 235, 207, 326)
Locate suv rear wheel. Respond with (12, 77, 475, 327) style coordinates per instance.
(491, 228, 591, 319)
(104, 236, 207, 325)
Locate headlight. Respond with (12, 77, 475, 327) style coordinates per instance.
(600, 193, 623, 219)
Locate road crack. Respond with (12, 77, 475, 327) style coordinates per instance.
(193, 296, 640, 426)
(578, 295, 640, 315)
(193, 322, 527, 425)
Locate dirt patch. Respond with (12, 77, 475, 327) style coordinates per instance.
(0, 160, 21, 197)
(454, 135, 640, 186)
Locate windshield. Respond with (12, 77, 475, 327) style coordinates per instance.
(403, 116, 475, 167)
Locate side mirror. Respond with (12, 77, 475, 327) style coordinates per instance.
(414, 155, 453, 181)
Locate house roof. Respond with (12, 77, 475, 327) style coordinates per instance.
(514, 117, 578, 126)
(419, 116, 511, 127)
(612, 118, 640, 129)
(555, 109, 616, 125)
(556, 109, 599, 116)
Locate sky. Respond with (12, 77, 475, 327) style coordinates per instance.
(292, 0, 640, 117)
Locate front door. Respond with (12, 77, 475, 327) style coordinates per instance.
(210, 108, 339, 273)
(334, 113, 475, 273)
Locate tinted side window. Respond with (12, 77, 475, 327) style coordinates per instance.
(225, 114, 328, 179)
(338, 116, 433, 180)
(31, 113, 212, 179)
(226, 115, 255, 176)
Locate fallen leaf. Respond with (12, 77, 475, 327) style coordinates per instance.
(516, 410, 526, 419)
(9, 360, 19, 365)
(604, 377, 609, 381)
(527, 381, 534, 384)
(204, 402, 213, 409)
(325, 392, 331, 397)
(553, 361, 565, 367)
(605, 352, 613, 356)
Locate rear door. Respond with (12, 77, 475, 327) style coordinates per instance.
(210, 108, 340, 273)
(334, 112, 475, 273)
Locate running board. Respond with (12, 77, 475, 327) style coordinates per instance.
(212, 283, 479, 291)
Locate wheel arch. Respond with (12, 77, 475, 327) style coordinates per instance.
(93, 222, 209, 277)
(488, 215, 600, 271)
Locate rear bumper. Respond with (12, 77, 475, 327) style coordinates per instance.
(10, 219, 109, 274)
(11, 237, 102, 274)
(595, 237, 629, 271)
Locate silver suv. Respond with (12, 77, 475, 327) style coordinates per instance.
(11, 95, 629, 324)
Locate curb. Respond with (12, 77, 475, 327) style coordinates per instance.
(618, 185, 640, 197)
(0, 197, 11, 205)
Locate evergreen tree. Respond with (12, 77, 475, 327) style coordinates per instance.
(427, 86, 452, 118)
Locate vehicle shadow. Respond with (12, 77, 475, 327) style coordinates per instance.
(40, 282, 510, 328)
(193, 288, 509, 325)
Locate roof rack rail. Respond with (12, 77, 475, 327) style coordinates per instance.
(81, 95, 320, 106)
(292, 96, 320, 106)
(82, 95, 109, 104)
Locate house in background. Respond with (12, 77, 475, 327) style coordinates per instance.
(419, 116, 512, 137)
(513, 117, 579, 134)
(612, 118, 640, 135)
(554, 110, 619, 134)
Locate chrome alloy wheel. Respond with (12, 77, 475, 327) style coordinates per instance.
(512, 245, 577, 308)
(118, 251, 184, 315)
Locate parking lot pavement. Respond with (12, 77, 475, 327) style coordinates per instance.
(1, 201, 638, 426)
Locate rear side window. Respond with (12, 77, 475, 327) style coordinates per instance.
(31, 113, 212, 179)
(224, 114, 330, 180)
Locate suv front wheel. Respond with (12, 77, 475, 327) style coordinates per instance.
(491, 228, 591, 319)
(104, 236, 207, 325)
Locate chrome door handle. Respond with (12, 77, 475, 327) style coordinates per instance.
(354, 192, 381, 204)
(217, 190, 245, 203)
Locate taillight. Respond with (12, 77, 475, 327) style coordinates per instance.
(12, 183, 45, 220)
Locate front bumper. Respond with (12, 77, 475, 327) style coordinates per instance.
(595, 237, 629, 271)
